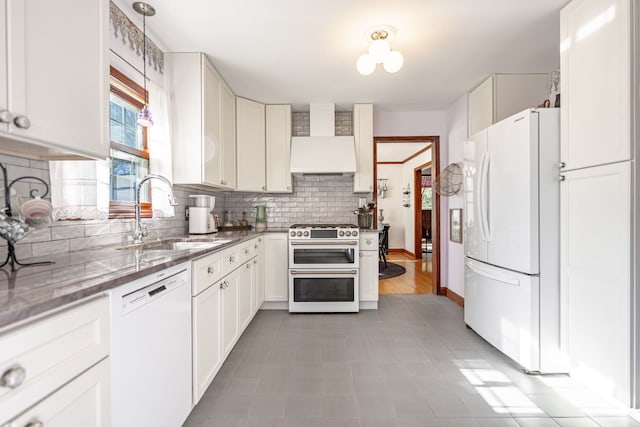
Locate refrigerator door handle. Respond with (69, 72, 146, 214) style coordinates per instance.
(479, 153, 491, 241)
(465, 260, 520, 286)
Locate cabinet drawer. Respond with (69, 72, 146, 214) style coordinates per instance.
(237, 240, 255, 265)
(5, 358, 109, 427)
(222, 245, 240, 276)
(192, 251, 224, 295)
(359, 233, 379, 251)
(0, 297, 109, 425)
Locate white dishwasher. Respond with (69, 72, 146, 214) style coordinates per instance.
(110, 262, 192, 427)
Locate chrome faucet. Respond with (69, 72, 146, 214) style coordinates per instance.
(132, 174, 178, 244)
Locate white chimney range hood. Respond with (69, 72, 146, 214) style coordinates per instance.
(290, 104, 357, 176)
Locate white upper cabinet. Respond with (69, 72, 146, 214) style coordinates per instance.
(167, 52, 235, 190)
(468, 74, 548, 137)
(266, 104, 293, 193)
(560, 0, 631, 170)
(236, 97, 266, 192)
(353, 104, 374, 193)
(0, 0, 108, 160)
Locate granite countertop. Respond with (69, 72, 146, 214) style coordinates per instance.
(0, 230, 277, 331)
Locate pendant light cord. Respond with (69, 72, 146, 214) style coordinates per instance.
(142, 12, 147, 106)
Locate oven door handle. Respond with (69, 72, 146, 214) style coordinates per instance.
(290, 270, 358, 275)
(290, 241, 359, 246)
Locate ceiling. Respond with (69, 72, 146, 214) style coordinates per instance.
(377, 142, 430, 162)
(135, 0, 570, 111)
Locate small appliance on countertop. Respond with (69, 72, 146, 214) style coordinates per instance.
(188, 195, 217, 234)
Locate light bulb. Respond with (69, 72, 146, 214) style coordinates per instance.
(368, 39, 390, 63)
(383, 50, 404, 73)
(137, 105, 154, 127)
(356, 53, 376, 76)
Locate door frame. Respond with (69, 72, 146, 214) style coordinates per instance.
(373, 136, 441, 294)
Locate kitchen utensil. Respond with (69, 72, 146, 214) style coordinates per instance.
(223, 210, 233, 227)
(20, 196, 53, 227)
(240, 211, 249, 226)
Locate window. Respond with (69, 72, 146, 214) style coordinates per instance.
(108, 66, 151, 219)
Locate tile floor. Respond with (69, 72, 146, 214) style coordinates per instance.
(183, 295, 640, 427)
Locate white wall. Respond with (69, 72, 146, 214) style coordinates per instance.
(376, 164, 404, 249)
(444, 94, 469, 297)
(374, 109, 449, 286)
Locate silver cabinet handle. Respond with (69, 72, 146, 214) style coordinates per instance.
(229, 256, 235, 263)
(0, 109, 13, 123)
(262, 186, 266, 191)
(208, 266, 215, 274)
(366, 239, 372, 245)
(246, 263, 251, 269)
(220, 282, 224, 289)
(25, 420, 43, 427)
(286, 186, 291, 190)
(1, 365, 26, 389)
(245, 249, 250, 254)
(221, 179, 226, 185)
(559, 175, 566, 181)
(225, 281, 230, 289)
(559, 162, 566, 169)
(359, 252, 364, 257)
(13, 115, 31, 129)
(254, 259, 257, 264)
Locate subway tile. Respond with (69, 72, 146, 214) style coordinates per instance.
(32, 239, 70, 256)
(52, 225, 84, 240)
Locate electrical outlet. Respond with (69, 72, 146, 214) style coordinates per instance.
(359, 198, 367, 208)
(185, 206, 189, 220)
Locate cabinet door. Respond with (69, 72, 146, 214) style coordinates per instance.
(358, 250, 379, 302)
(253, 237, 265, 311)
(7, 359, 109, 427)
(236, 97, 266, 192)
(238, 261, 253, 333)
(560, 0, 631, 170)
(0, 0, 7, 134)
(266, 105, 293, 192)
(353, 104, 374, 193)
(220, 81, 236, 189)
(468, 76, 494, 137)
(264, 233, 288, 301)
(192, 281, 223, 404)
(560, 162, 631, 405)
(4, 0, 108, 159)
(202, 59, 222, 186)
(222, 271, 239, 357)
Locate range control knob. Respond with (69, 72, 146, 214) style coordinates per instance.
(352, 231, 358, 237)
(290, 231, 296, 237)
(303, 231, 309, 237)
(339, 231, 345, 236)
(345, 231, 352, 237)
(297, 231, 303, 236)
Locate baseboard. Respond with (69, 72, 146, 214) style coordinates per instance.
(260, 301, 288, 310)
(388, 248, 415, 258)
(359, 301, 378, 310)
(442, 288, 464, 307)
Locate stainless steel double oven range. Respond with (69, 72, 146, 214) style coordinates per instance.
(288, 224, 360, 313)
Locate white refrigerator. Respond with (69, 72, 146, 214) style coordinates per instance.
(463, 108, 565, 373)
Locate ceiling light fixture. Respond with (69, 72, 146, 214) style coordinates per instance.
(133, 1, 155, 127)
(357, 26, 404, 76)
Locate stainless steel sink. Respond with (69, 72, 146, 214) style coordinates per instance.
(117, 238, 232, 251)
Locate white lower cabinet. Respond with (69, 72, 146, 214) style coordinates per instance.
(191, 237, 265, 405)
(359, 232, 379, 308)
(264, 233, 289, 304)
(0, 297, 109, 426)
(253, 237, 265, 311)
(5, 359, 110, 427)
(192, 278, 223, 403)
(237, 261, 254, 334)
(221, 270, 239, 358)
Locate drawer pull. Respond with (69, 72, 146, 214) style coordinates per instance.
(220, 282, 224, 289)
(208, 266, 215, 274)
(1, 365, 26, 389)
(0, 109, 13, 123)
(25, 420, 43, 427)
(13, 115, 31, 129)
(246, 263, 251, 269)
(229, 256, 235, 263)
(245, 249, 250, 254)
(366, 239, 372, 245)
(254, 259, 257, 264)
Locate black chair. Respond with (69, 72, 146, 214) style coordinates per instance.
(379, 225, 390, 269)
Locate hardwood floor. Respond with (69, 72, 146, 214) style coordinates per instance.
(378, 251, 433, 295)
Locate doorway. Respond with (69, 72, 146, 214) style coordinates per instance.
(373, 136, 441, 295)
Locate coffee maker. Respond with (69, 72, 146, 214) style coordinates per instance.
(188, 195, 217, 234)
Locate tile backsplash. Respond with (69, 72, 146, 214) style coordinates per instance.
(0, 153, 369, 259)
